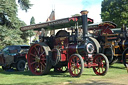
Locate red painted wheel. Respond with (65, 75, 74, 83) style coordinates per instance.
(68, 54, 84, 77)
(27, 43, 51, 75)
(54, 66, 68, 73)
(122, 49, 128, 67)
(93, 53, 109, 75)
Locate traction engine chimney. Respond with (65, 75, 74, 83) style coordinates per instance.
(80, 10, 88, 38)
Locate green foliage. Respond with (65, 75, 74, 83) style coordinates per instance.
(0, 0, 17, 28)
(72, 14, 80, 17)
(30, 16, 35, 25)
(0, 0, 32, 48)
(21, 30, 35, 43)
(0, 26, 24, 48)
(18, 0, 33, 12)
(101, 0, 128, 27)
(29, 16, 36, 42)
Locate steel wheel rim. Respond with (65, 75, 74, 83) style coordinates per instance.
(93, 55, 107, 75)
(28, 44, 46, 75)
(68, 55, 82, 77)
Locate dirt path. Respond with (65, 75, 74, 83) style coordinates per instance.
(78, 76, 128, 85)
(61, 75, 128, 85)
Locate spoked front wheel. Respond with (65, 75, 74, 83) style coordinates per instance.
(93, 53, 109, 75)
(27, 43, 51, 75)
(68, 54, 84, 77)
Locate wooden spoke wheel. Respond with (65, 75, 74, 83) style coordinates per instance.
(68, 54, 84, 77)
(54, 66, 68, 73)
(122, 49, 128, 67)
(27, 43, 51, 75)
(93, 53, 109, 75)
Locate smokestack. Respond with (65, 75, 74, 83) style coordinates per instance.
(80, 10, 88, 38)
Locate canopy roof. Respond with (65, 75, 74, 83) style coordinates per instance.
(20, 16, 93, 31)
(88, 21, 117, 30)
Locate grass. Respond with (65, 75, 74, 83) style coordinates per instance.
(0, 63, 128, 85)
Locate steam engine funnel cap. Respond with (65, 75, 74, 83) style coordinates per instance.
(80, 10, 88, 15)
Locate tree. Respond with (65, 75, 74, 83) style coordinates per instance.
(72, 14, 80, 17)
(0, 0, 32, 28)
(29, 16, 35, 43)
(0, 0, 32, 48)
(18, 0, 32, 12)
(0, 26, 24, 48)
(30, 16, 35, 25)
(101, 0, 128, 27)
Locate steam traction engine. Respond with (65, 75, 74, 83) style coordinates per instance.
(86, 22, 128, 66)
(20, 10, 109, 77)
(98, 25, 128, 66)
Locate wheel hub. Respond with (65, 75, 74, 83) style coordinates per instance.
(99, 62, 103, 67)
(35, 55, 40, 63)
(72, 63, 80, 69)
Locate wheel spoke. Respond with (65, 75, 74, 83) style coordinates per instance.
(36, 63, 39, 69)
(93, 54, 108, 75)
(31, 61, 36, 65)
(38, 46, 41, 54)
(72, 58, 75, 63)
(34, 46, 39, 55)
(41, 60, 46, 66)
(68, 54, 84, 77)
(27, 44, 52, 75)
(74, 68, 76, 74)
(77, 68, 79, 73)
(96, 67, 99, 71)
(34, 64, 39, 72)
(40, 62, 45, 69)
(30, 53, 36, 57)
(101, 67, 104, 72)
(40, 46, 43, 53)
(99, 67, 100, 73)
(78, 67, 81, 70)
(31, 57, 36, 60)
(40, 57, 46, 61)
(40, 52, 45, 58)
(70, 58, 75, 64)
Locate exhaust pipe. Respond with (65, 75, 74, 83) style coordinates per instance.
(80, 10, 88, 38)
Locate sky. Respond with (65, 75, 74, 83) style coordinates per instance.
(17, 0, 103, 25)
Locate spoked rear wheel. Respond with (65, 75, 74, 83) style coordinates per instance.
(27, 43, 51, 75)
(68, 54, 84, 77)
(93, 53, 109, 75)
